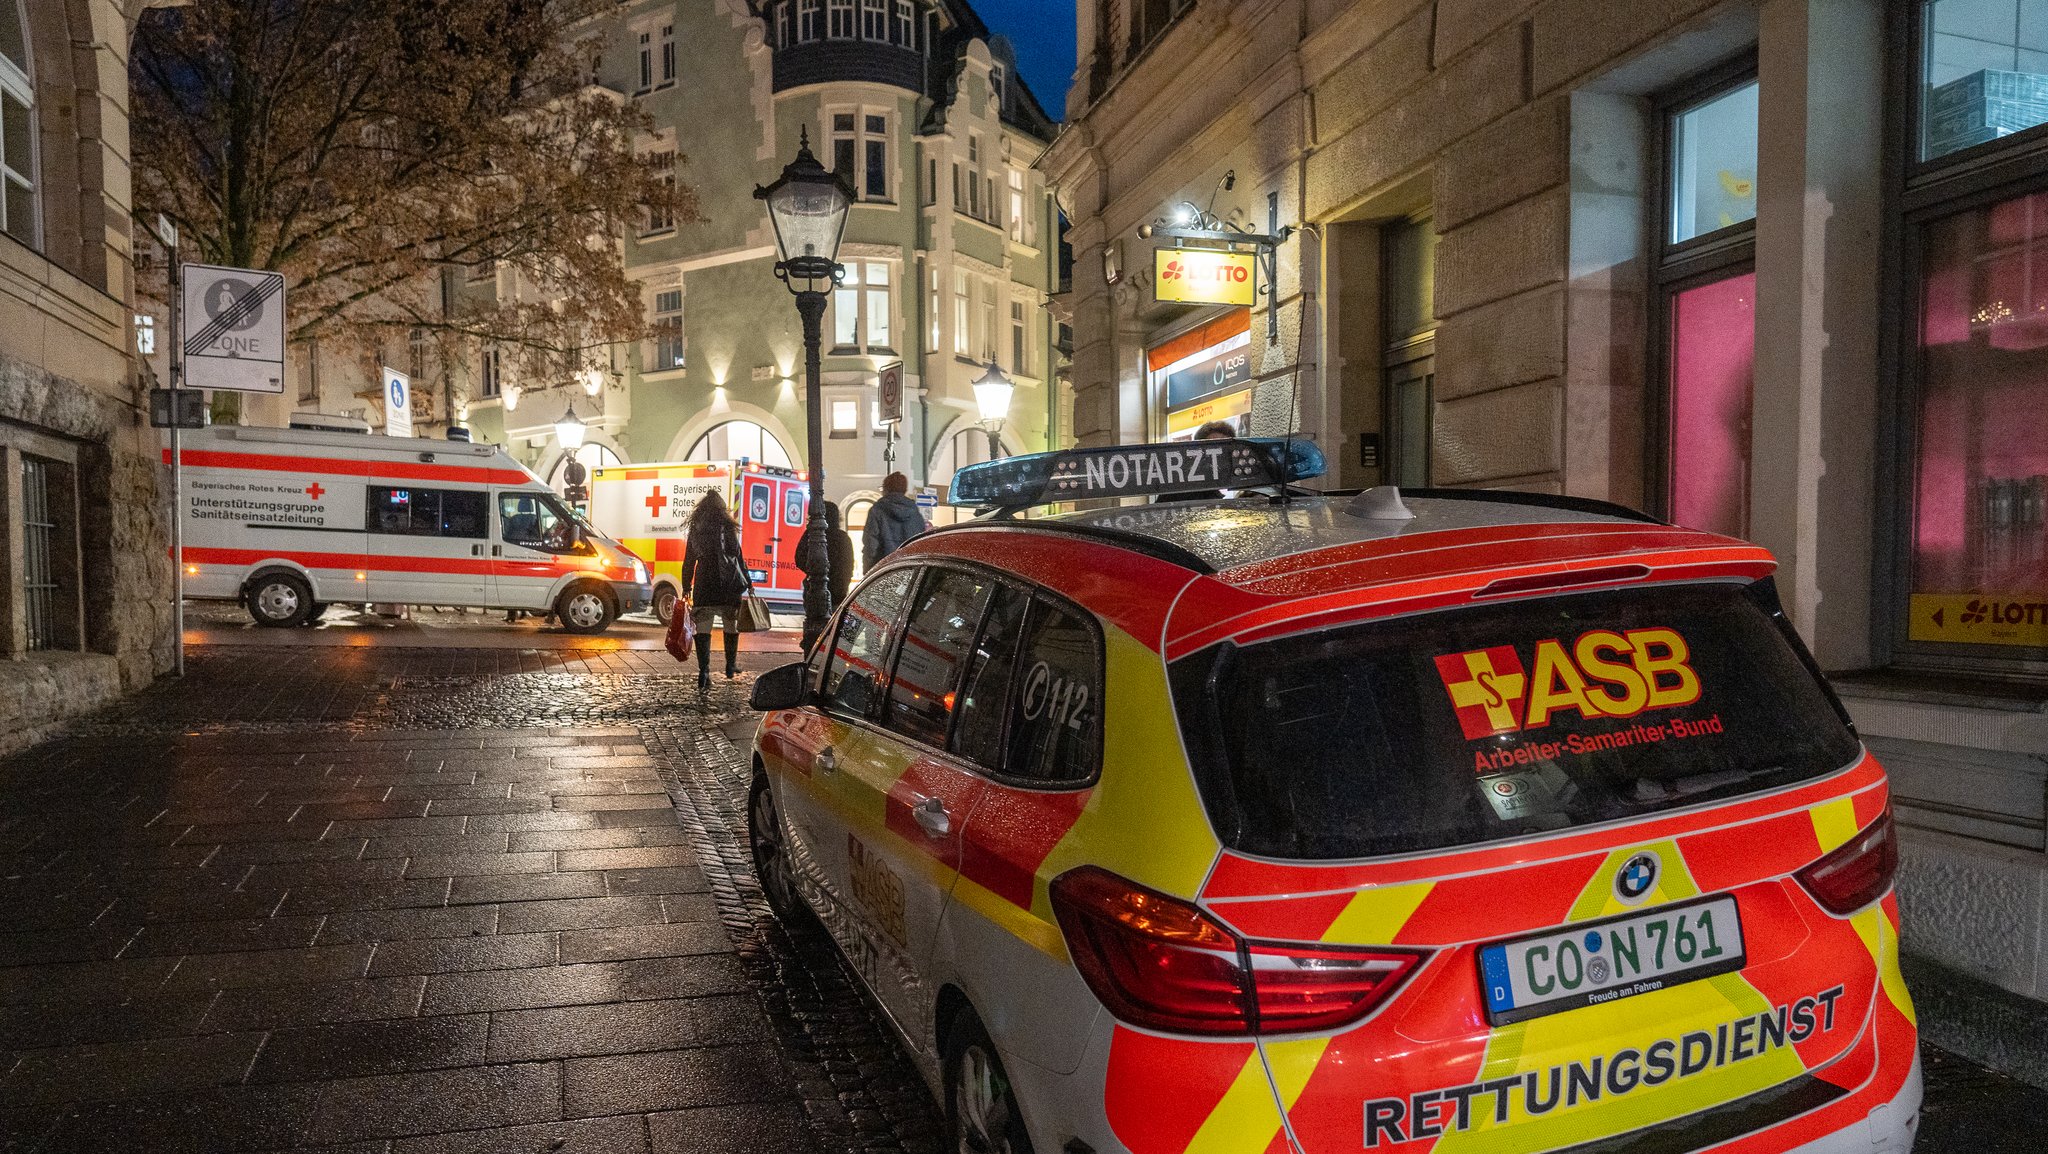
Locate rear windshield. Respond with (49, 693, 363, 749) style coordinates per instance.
(1170, 581, 1860, 860)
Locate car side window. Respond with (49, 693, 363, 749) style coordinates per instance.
(884, 568, 994, 747)
(820, 567, 914, 720)
(1004, 597, 1104, 785)
(950, 585, 1028, 770)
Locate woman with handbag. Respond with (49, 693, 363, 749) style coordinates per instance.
(678, 491, 751, 689)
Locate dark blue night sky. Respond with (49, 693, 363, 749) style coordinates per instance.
(973, 0, 1076, 120)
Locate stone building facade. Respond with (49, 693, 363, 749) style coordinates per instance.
(1044, 0, 2048, 1035)
(0, 0, 172, 753)
(278, 0, 1067, 543)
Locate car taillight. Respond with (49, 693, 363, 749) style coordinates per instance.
(1050, 866, 1423, 1036)
(1795, 806, 1899, 916)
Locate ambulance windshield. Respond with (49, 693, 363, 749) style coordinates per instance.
(1169, 580, 1861, 860)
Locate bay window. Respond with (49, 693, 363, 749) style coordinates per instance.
(830, 0, 855, 39)
(828, 109, 892, 201)
(833, 261, 894, 353)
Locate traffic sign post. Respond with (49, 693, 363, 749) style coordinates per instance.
(180, 263, 287, 394)
(878, 362, 903, 471)
(381, 367, 414, 439)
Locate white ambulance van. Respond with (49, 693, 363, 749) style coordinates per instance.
(173, 422, 651, 632)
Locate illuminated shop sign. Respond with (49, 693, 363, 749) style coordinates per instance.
(1154, 249, 1257, 306)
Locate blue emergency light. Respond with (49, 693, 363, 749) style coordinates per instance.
(948, 437, 1326, 508)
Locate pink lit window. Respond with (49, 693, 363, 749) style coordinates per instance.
(1910, 190, 2048, 646)
(1667, 271, 1756, 539)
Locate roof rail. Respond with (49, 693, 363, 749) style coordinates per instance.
(922, 518, 1217, 575)
(1344, 487, 1664, 525)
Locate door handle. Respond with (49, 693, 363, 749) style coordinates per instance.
(471, 544, 484, 556)
(816, 746, 838, 774)
(911, 795, 950, 838)
(491, 545, 503, 557)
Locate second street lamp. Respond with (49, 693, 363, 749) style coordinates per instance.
(756, 130, 853, 651)
(971, 360, 1015, 460)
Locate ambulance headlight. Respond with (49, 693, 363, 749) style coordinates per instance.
(631, 560, 648, 585)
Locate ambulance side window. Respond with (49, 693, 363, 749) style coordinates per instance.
(366, 487, 484, 538)
(950, 585, 1028, 771)
(883, 567, 994, 747)
(498, 493, 578, 553)
(820, 567, 914, 721)
(1002, 598, 1104, 785)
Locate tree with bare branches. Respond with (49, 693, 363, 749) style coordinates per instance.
(133, 0, 696, 408)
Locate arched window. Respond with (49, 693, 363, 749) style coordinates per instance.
(0, 0, 35, 248)
(686, 420, 795, 469)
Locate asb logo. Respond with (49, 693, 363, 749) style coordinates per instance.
(1434, 628, 1703, 741)
(1614, 852, 1660, 904)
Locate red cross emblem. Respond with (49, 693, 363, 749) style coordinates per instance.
(306, 483, 326, 500)
(645, 486, 667, 516)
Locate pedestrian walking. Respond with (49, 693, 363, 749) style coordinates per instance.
(679, 490, 751, 689)
(1155, 420, 1241, 502)
(862, 471, 929, 569)
(798, 500, 856, 607)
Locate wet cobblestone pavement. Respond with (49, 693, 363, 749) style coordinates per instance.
(1, 643, 2042, 1152)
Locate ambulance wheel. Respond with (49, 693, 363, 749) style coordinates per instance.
(653, 585, 679, 626)
(556, 584, 615, 634)
(748, 772, 812, 929)
(246, 573, 313, 628)
(944, 1010, 1035, 1154)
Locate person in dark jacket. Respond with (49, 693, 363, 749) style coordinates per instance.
(797, 500, 856, 608)
(678, 490, 750, 688)
(863, 472, 928, 569)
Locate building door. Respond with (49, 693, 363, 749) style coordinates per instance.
(1382, 213, 1437, 487)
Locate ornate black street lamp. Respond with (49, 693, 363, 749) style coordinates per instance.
(971, 360, 1014, 460)
(756, 131, 854, 651)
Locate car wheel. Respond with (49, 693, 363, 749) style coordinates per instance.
(748, 774, 811, 927)
(245, 572, 313, 628)
(556, 584, 615, 634)
(654, 584, 679, 626)
(945, 1010, 1036, 1154)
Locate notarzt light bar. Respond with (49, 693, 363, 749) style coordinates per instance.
(947, 437, 1327, 509)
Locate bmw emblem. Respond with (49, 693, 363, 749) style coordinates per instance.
(1614, 852, 1660, 904)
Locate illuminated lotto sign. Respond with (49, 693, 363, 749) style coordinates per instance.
(948, 438, 1326, 507)
(1154, 249, 1257, 306)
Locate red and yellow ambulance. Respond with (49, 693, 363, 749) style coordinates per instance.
(173, 422, 650, 631)
(745, 439, 1918, 1154)
(589, 460, 810, 624)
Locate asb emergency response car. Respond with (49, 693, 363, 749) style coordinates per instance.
(174, 423, 651, 631)
(588, 460, 810, 624)
(744, 438, 1918, 1154)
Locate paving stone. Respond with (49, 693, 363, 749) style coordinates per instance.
(404, 851, 556, 878)
(389, 1115, 651, 1154)
(362, 834, 511, 860)
(0, 991, 217, 1051)
(44, 1082, 325, 1151)
(507, 827, 690, 853)
(420, 956, 747, 1015)
(242, 857, 412, 886)
(317, 905, 499, 945)
(326, 817, 469, 840)
(486, 995, 771, 1061)
(200, 976, 426, 1031)
(163, 942, 375, 992)
(659, 894, 719, 924)
(0, 957, 182, 1005)
(591, 809, 686, 828)
(0, 1030, 266, 1102)
(556, 923, 732, 966)
(421, 797, 550, 816)
(561, 1045, 785, 1116)
(646, 1101, 820, 1154)
(280, 879, 453, 916)
(303, 1062, 562, 1142)
(462, 812, 604, 836)
(125, 914, 327, 957)
(556, 847, 694, 872)
(366, 933, 557, 978)
(209, 839, 372, 865)
(495, 896, 668, 935)
(247, 1014, 490, 1083)
(552, 795, 675, 813)
(449, 872, 607, 905)
(603, 867, 709, 897)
